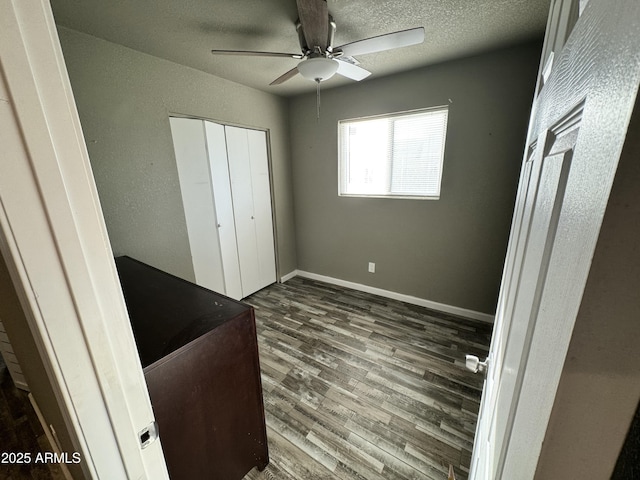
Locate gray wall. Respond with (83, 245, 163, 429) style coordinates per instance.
(57, 27, 297, 281)
(58, 25, 540, 315)
(289, 41, 541, 315)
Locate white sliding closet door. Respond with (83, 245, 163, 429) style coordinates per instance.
(203, 122, 243, 299)
(170, 118, 276, 300)
(225, 126, 277, 297)
(170, 117, 225, 293)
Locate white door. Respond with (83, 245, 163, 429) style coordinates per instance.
(469, 0, 640, 478)
(204, 121, 244, 299)
(171, 119, 276, 299)
(171, 117, 227, 293)
(225, 126, 277, 297)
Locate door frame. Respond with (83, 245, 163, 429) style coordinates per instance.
(470, 0, 640, 477)
(0, 1, 169, 478)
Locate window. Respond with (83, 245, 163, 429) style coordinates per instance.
(338, 106, 448, 199)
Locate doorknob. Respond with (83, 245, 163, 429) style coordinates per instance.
(465, 354, 489, 374)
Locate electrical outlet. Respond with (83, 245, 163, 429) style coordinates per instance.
(368, 262, 375, 273)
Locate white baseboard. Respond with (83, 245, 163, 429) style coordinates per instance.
(280, 270, 298, 283)
(282, 270, 494, 323)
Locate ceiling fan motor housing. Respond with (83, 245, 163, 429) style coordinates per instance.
(210, 0, 425, 86)
(297, 57, 339, 82)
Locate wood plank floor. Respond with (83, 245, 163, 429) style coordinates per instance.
(242, 277, 492, 480)
(0, 277, 491, 480)
(0, 359, 66, 480)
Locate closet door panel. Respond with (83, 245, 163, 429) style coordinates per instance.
(225, 126, 276, 297)
(247, 129, 277, 290)
(204, 122, 243, 300)
(225, 126, 261, 296)
(170, 117, 225, 293)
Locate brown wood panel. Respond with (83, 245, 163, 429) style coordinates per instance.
(144, 313, 268, 479)
(115, 256, 268, 480)
(115, 256, 248, 367)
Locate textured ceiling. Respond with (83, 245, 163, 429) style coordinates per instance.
(50, 0, 551, 97)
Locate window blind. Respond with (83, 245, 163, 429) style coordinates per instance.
(339, 107, 448, 199)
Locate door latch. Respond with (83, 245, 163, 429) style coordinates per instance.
(465, 354, 489, 374)
(138, 421, 159, 449)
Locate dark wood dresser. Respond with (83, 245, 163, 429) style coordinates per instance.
(115, 256, 269, 479)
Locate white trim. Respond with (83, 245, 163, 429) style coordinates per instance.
(280, 270, 299, 283)
(28, 394, 73, 480)
(287, 270, 495, 323)
(12, 378, 29, 392)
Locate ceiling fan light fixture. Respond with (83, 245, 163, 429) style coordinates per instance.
(297, 57, 339, 82)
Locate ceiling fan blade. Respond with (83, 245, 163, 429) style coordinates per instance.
(296, 0, 329, 51)
(336, 60, 371, 81)
(211, 49, 304, 59)
(336, 27, 425, 57)
(270, 66, 300, 85)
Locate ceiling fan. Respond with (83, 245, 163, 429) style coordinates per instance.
(210, 0, 425, 86)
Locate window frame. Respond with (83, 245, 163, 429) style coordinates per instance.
(337, 106, 449, 200)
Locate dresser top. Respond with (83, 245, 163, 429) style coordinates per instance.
(115, 256, 251, 368)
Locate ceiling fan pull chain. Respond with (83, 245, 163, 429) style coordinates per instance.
(316, 79, 321, 120)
